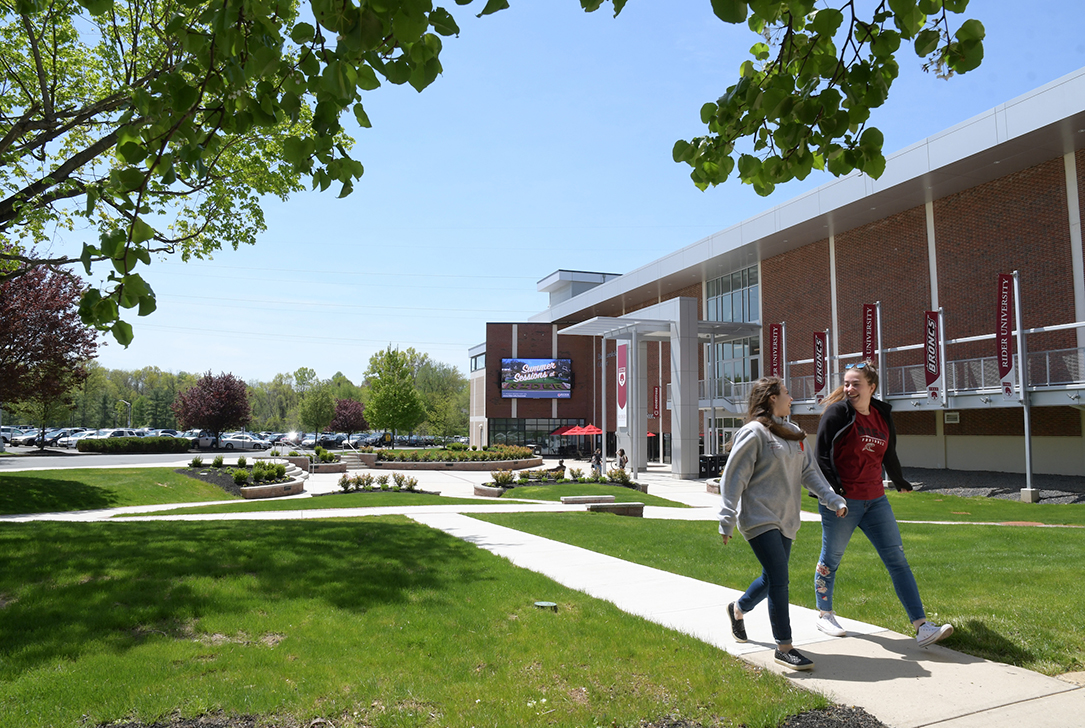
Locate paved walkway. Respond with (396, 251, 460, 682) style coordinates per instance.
(6, 459, 1084, 727)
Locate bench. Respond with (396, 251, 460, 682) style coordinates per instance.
(560, 495, 615, 504)
(586, 502, 644, 517)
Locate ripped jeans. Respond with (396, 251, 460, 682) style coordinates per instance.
(815, 495, 926, 623)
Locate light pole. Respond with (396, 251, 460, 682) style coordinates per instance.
(119, 400, 132, 429)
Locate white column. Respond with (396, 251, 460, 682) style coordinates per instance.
(1064, 153, 1085, 352)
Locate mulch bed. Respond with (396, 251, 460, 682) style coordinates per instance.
(174, 466, 296, 499)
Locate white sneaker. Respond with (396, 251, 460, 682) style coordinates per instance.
(816, 611, 846, 637)
(916, 621, 954, 647)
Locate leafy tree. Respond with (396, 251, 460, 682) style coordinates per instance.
(665, 0, 985, 195)
(330, 398, 368, 439)
(1, 0, 984, 342)
(364, 346, 426, 441)
(299, 384, 335, 439)
(415, 359, 467, 437)
(0, 266, 98, 444)
(170, 371, 251, 446)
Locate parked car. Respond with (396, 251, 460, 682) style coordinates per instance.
(43, 427, 86, 446)
(85, 428, 141, 439)
(0, 427, 25, 444)
(190, 431, 218, 448)
(12, 429, 54, 446)
(219, 433, 271, 450)
(316, 433, 346, 448)
(59, 429, 99, 447)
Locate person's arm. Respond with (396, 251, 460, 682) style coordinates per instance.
(815, 404, 845, 493)
(800, 445, 848, 514)
(718, 426, 760, 542)
(880, 407, 913, 492)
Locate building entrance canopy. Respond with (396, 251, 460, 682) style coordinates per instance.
(558, 316, 760, 343)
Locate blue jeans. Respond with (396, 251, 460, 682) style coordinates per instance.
(816, 495, 926, 623)
(738, 529, 793, 645)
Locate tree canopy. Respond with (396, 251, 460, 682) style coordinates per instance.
(170, 370, 251, 442)
(1, 0, 983, 340)
(298, 383, 335, 436)
(363, 346, 426, 438)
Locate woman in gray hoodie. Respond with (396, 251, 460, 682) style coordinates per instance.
(719, 377, 848, 671)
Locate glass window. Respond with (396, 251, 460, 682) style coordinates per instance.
(749, 266, 758, 286)
(748, 285, 759, 322)
(731, 271, 742, 291)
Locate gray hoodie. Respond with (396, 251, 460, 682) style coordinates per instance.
(718, 418, 846, 541)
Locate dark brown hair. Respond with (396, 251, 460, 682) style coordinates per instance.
(726, 377, 805, 450)
(823, 360, 879, 405)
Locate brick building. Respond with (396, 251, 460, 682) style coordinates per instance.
(470, 68, 1085, 485)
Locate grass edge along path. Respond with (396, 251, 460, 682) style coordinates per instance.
(473, 511, 1085, 677)
(0, 517, 826, 728)
(0, 467, 238, 515)
(799, 489, 1085, 526)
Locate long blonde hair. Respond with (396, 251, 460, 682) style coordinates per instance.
(823, 360, 879, 405)
(731, 377, 806, 447)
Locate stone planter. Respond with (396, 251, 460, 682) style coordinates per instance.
(310, 461, 346, 474)
(706, 478, 721, 495)
(283, 455, 310, 472)
(474, 484, 508, 497)
(356, 452, 377, 467)
(371, 457, 543, 471)
(241, 480, 305, 499)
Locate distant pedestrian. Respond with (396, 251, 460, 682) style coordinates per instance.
(813, 360, 953, 647)
(617, 448, 628, 470)
(591, 448, 602, 477)
(719, 377, 847, 671)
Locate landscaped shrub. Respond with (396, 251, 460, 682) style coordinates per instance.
(607, 467, 632, 485)
(212, 455, 224, 468)
(190, 456, 204, 468)
(237, 455, 247, 468)
(338, 473, 353, 492)
(376, 474, 390, 490)
(568, 467, 583, 480)
(274, 463, 286, 478)
(373, 445, 534, 463)
(232, 469, 249, 485)
(491, 470, 514, 486)
(289, 450, 299, 457)
(77, 436, 190, 454)
(448, 442, 468, 451)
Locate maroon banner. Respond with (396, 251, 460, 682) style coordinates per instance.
(862, 304, 877, 362)
(813, 332, 827, 401)
(924, 311, 941, 399)
(997, 274, 1015, 397)
(769, 323, 783, 377)
(651, 385, 661, 418)
(616, 342, 628, 428)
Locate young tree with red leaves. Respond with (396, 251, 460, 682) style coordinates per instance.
(330, 399, 368, 442)
(0, 265, 99, 447)
(170, 372, 251, 448)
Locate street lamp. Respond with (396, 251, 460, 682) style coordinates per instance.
(119, 400, 132, 429)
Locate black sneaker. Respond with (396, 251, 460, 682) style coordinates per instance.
(727, 602, 747, 643)
(774, 648, 815, 671)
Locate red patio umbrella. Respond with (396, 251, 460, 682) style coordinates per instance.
(550, 425, 574, 436)
(579, 424, 602, 435)
(564, 426, 585, 435)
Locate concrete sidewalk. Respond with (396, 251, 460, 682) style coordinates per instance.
(6, 459, 1083, 727)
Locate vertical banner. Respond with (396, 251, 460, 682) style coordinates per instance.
(813, 332, 827, 402)
(997, 273, 1016, 399)
(768, 323, 783, 377)
(862, 304, 878, 362)
(651, 386, 660, 418)
(924, 311, 942, 400)
(616, 342, 628, 428)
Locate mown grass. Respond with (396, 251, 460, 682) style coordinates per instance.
(0, 468, 236, 515)
(0, 519, 825, 728)
(502, 482, 688, 507)
(475, 511, 1085, 676)
(799, 488, 1085, 526)
(135, 491, 531, 516)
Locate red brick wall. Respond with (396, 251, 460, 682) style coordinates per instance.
(835, 206, 930, 369)
(762, 238, 832, 380)
(934, 158, 1076, 360)
(945, 406, 1081, 437)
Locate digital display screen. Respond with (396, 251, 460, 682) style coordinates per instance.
(500, 358, 573, 398)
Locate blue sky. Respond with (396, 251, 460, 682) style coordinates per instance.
(89, 0, 1085, 384)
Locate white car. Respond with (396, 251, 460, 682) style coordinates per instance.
(85, 428, 140, 439)
(59, 429, 99, 447)
(220, 433, 271, 450)
(0, 427, 25, 444)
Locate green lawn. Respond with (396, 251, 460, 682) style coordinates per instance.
(136, 491, 530, 516)
(0, 519, 825, 728)
(799, 489, 1085, 526)
(474, 511, 1085, 676)
(501, 482, 688, 507)
(0, 468, 236, 515)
